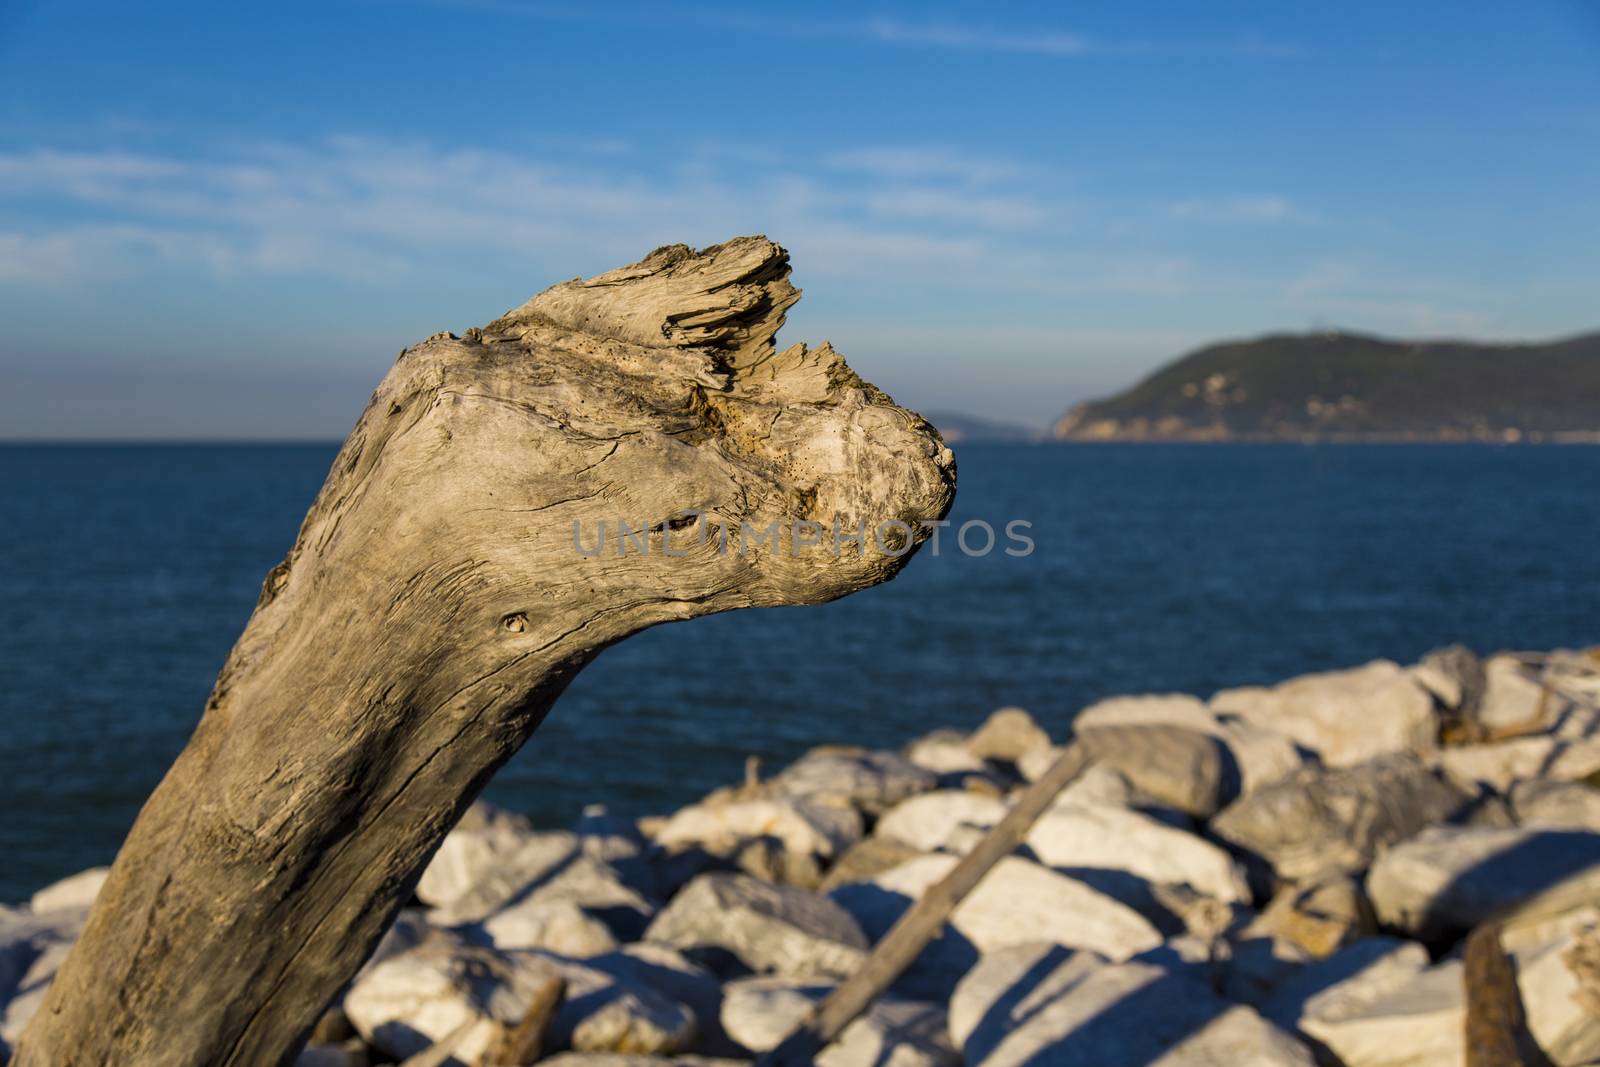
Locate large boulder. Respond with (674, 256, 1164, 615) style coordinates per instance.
(1025, 803, 1250, 904)
(416, 801, 550, 909)
(1211, 660, 1437, 766)
(773, 747, 938, 815)
(948, 942, 1316, 1066)
(1262, 938, 1462, 1067)
(1366, 825, 1600, 941)
(1072, 693, 1304, 797)
(437, 849, 658, 944)
(830, 855, 1161, 999)
(873, 791, 1007, 854)
(1210, 754, 1469, 883)
(581, 943, 732, 1056)
(719, 976, 957, 1065)
(342, 934, 548, 1063)
(474, 897, 620, 956)
(643, 872, 867, 979)
(1076, 722, 1233, 817)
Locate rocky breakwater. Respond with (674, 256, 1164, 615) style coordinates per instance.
(4, 647, 1600, 1066)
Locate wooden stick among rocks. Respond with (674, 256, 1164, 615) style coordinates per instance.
(758, 742, 1091, 1066)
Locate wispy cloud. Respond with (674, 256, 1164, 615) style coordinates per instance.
(414, 2, 1305, 61)
(854, 17, 1094, 57)
(823, 145, 1026, 186)
(1, 132, 1499, 349)
(1168, 195, 1311, 223)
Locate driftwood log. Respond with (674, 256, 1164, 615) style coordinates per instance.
(13, 237, 955, 1066)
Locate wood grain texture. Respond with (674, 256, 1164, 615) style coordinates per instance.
(13, 237, 955, 1066)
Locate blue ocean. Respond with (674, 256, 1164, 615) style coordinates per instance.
(1, 443, 1596, 901)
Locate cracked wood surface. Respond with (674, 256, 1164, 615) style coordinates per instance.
(13, 236, 955, 1066)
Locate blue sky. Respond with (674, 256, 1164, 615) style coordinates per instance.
(1, 1, 1597, 437)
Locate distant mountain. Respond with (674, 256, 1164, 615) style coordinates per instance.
(926, 411, 1039, 444)
(1052, 330, 1600, 443)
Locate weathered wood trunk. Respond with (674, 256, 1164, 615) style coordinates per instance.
(13, 237, 955, 1066)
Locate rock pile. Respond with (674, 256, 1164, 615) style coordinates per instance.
(5, 647, 1600, 1066)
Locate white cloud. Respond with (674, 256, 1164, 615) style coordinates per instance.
(856, 17, 1094, 56)
(1168, 195, 1309, 223)
(824, 145, 1027, 186)
(415, 3, 1304, 61)
(0, 138, 1067, 289)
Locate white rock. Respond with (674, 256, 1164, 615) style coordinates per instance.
(27, 867, 109, 914)
(1076, 722, 1231, 817)
(1264, 939, 1463, 1067)
(949, 942, 1315, 1067)
(1262, 936, 1428, 1023)
(416, 802, 561, 910)
(874, 791, 1007, 854)
(1480, 654, 1559, 731)
(774, 748, 938, 815)
(1548, 736, 1600, 781)
(644, 872, 867, 978)
(1049, 763, 1137, 809)
(1016, 745, 1064, 783)
(834, 855, 1161, 966)
(1026, 803, 1250, 904)
(1366, 825, 1600, 941)
(1510, 912, 1600, 1065)
(654, 796, 861, 862)
(1513, 779, 1600, 831)
(1210, 754, 1468, 883)
(435, 849, 656, 945)
(549, 961, 698, 1057)
(1073, 693, 1304, 795)
(1435, 734, 1562, 792)
(904, 730, 987, 775)
(344, 934, 697, 1061)
(718, 975, 828, 1052)
(478, 897, 620, 956)
(819, 837, 926, 893)
(1075, 693, 1221, 733)
(342, 934, 534, 1062)
(720, 976, 956, 1065)
(1218, 718, 1309, 795)
(966, 708, 1052, 763)
(582, 943, 729, 1053)
(1212, 660, 1437, 766)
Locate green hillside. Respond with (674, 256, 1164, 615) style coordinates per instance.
(1053, 330, 1600, 442)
